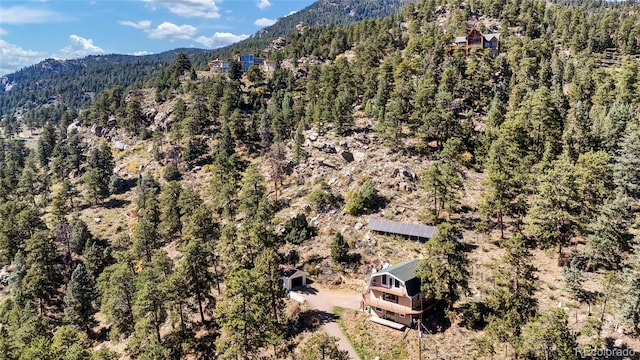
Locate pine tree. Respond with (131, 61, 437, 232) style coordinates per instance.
(584, 194, 634, 270)
(23, 230, 61, 315)
(416, 221, 470, 310)
(623, 240, 640, 335)
(564, 257, 585, 301)
(69, 217, 92, 255)
(133, 218, 160, 263)
(613, 128, 640, 199)
(158, 181, 182, 242)
(330, 232, 349, 264)
(64, 263, 98, 332)
(254, 248, 287, 352)
(293, 121, 307, 163)
(179, 237, 215, 324)
(526, 156, 580, 257)
(98, 262, 136, 338)
(298, 332, 349, 360)
(8, 250, 27, 295)
(133, 250, 172, 344)
(521, 308, 577, 359)
(215, 269, 265, 359)
(485, 235, 538, 353)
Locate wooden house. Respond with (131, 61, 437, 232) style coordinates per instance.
(450, 28, 500, 55)
(362, 260, 434, 329)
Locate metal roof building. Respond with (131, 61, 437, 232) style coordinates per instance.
(367, 218, 437, 241)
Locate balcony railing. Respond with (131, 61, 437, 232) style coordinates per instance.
(363, 292, 422, 315)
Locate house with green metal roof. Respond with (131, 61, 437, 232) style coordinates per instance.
(362, 259, 434, 329)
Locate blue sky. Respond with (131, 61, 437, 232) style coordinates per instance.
(0, 0, 316, 76)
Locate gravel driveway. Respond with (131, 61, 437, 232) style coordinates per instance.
(295, 285, 363, 360)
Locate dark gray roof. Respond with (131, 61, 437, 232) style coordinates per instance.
(367, 218, 437, 239)
(375, 259, 422, 296)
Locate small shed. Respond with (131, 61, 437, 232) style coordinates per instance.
(280, 265, 307, 290)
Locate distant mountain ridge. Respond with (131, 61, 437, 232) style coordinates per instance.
(0, 0, 416, 119)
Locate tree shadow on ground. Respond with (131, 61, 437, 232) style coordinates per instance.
(421, 300, 452, 334)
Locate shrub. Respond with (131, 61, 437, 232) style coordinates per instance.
(283, 213, 313, 245)
(345, 181, 380, 215)
(308, 183, 337, 211)
(108, 173, 126, 194)
(162, 163, 181, 181)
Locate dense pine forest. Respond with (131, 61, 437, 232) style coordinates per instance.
(0, 0, 639, 359)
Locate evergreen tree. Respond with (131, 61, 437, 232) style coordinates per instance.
(69, 217, 92, 256)
(98, 262, 136, 338)
(179, 237, 215, 324)
(623, 240, 640, 335)
(298, 332, 349, 360)
(416, 222, 470, 311)
(8, 250, 27, 296)
(526, 156, 580, 257)
(133, 250, 172, 344)
(158, 181, 182, 242)
(584, 194, 634, 270)
(564, 257, 585, 302)
(485, 235, 538, 353)
(613, 128, 640, 199)
(423, 158, 463, 219)
(330, 232, 349, 264)
(64, 263, 98, 333)
(23, 230, 60, 314)
(215, 268, 269, 360)
(521, 308, 577, 359)
(254, 248, 287, 353)
(293, 121, 307, 163)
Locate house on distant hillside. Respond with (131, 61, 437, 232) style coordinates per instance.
(362, 259, 434, 329)
(209, 53, 275, 74)
(450, 28, 500, 55)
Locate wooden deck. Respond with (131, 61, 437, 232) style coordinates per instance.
(370, 316, 406, 330)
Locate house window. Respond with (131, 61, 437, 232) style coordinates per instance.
(381, 275, 387, 286)
(394, 279, 400, 288)
(375, 307, 382, 312)
(484, 42, 490, 47)
(492, 41, 497, 47)
(399, 314, 405, 318)
(384, 293, 399, 303)
(491, 49, 498, 55)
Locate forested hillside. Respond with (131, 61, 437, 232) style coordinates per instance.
(0, 0, 639, 359)
(0, 0, 416, 128)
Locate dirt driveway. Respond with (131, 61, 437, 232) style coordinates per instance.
(295, 285, 364, 360)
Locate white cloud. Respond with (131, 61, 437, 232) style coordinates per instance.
(147, 22, 197, 41)
(131, 51, 154, 56)
(119, 20, 152, 29)
(0, 39, 46, 76)
(0, 28, 7, 36)
(53, 34, 105, 59)
(257, 0, 272, 10)
(287, 10, 297, 16)
(194, 32, 249, 48)
(254, 18, 276, 27)
(144, 0, 220, 18)
(0, 6, 63, 24)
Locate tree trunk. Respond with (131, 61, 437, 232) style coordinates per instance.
(197, 290, 205, 324)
